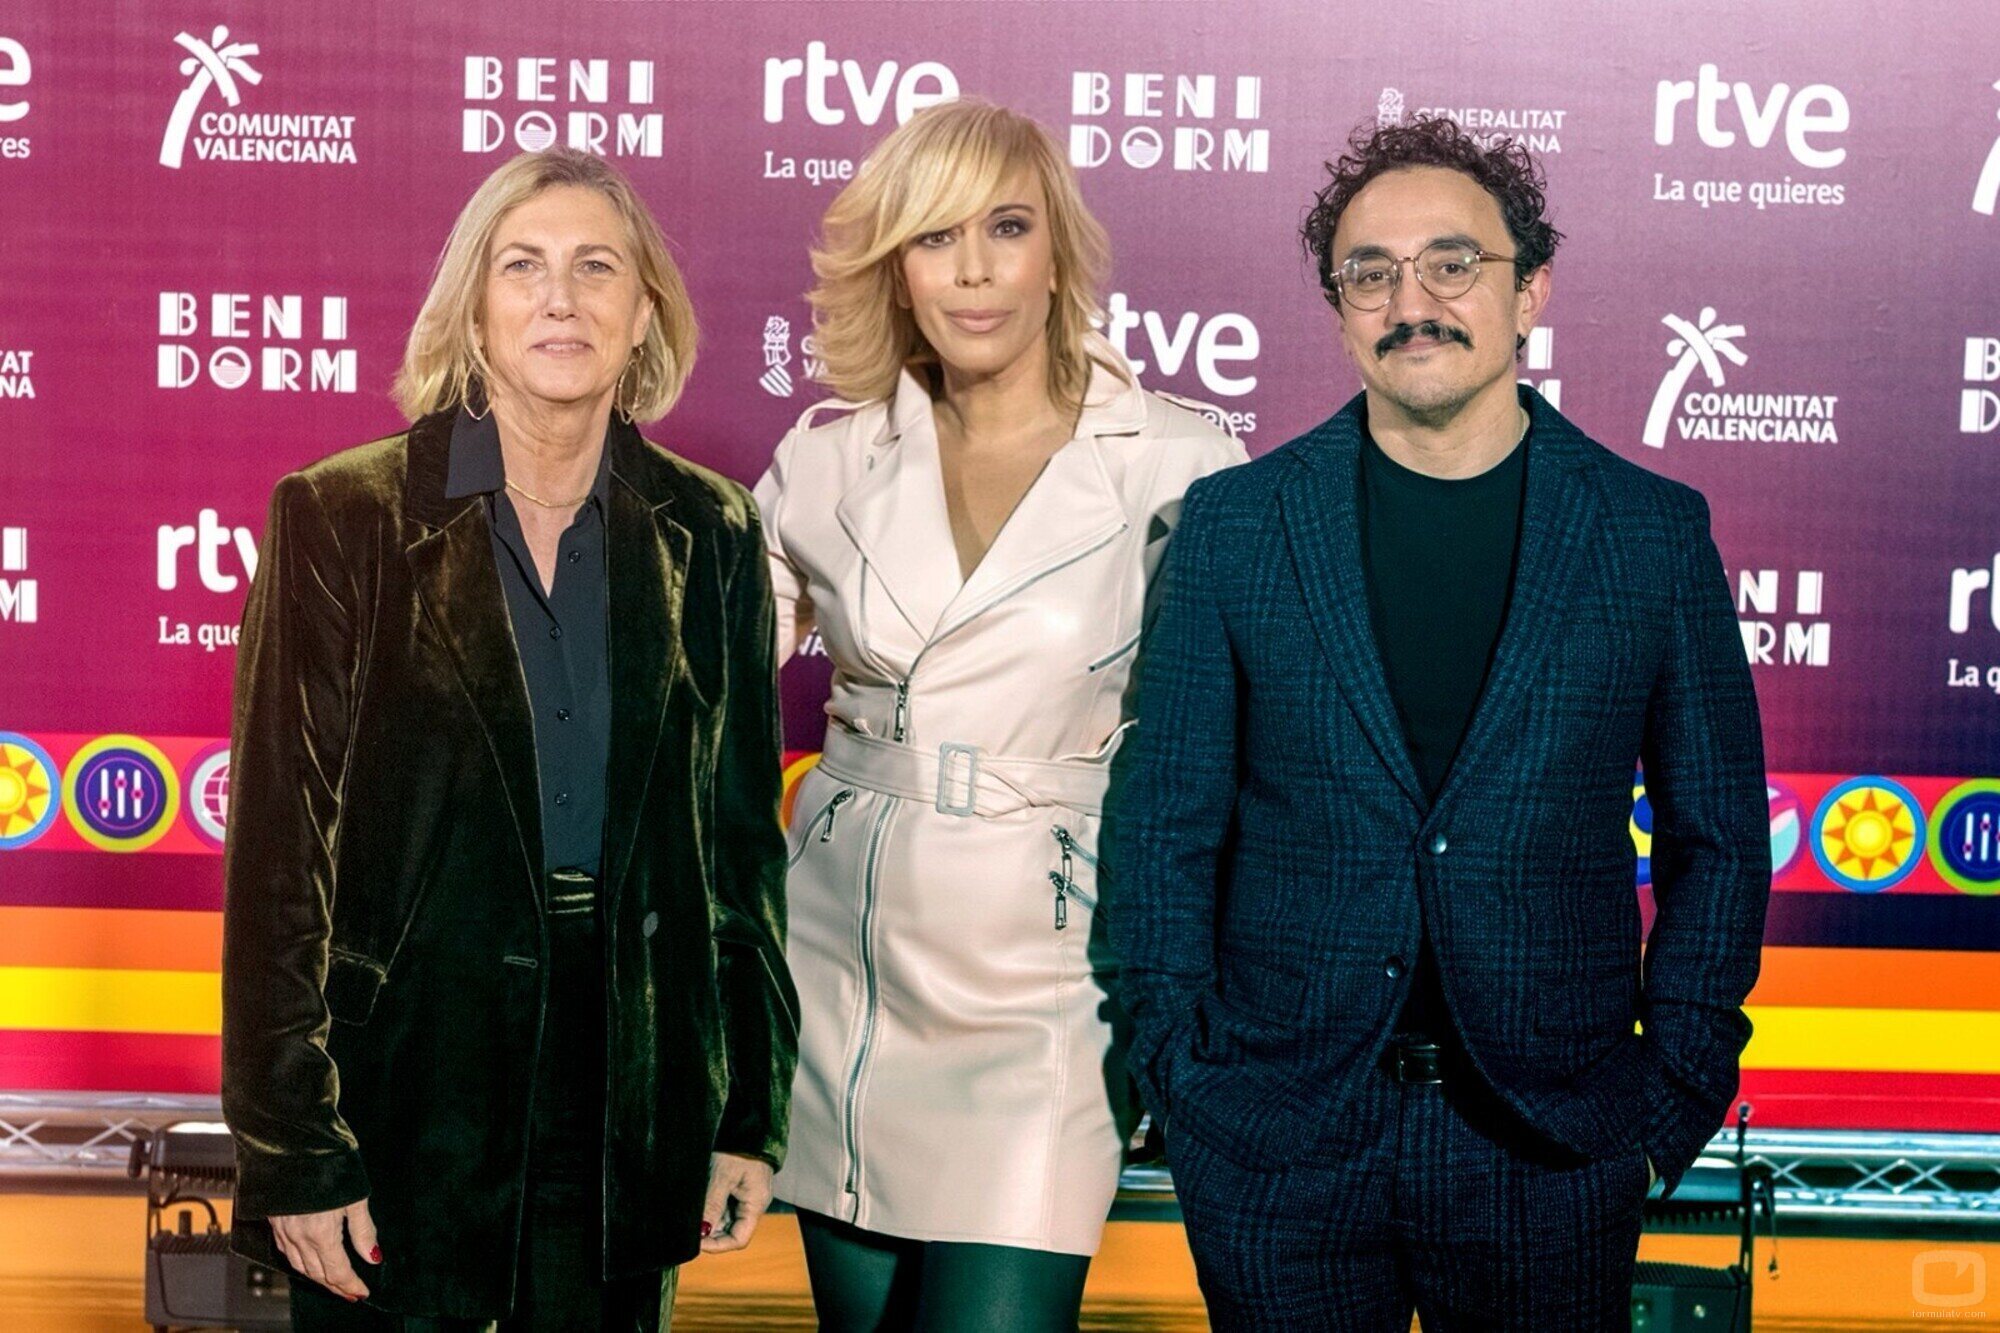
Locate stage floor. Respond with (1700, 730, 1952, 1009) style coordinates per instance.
(0, 1192, 1978, 1329)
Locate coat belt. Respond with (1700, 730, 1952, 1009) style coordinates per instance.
(817, 726, 1123, 818)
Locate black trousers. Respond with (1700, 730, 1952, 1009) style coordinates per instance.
(1171, 1045, 1649, 1332)
(292, 874, 673, 1332)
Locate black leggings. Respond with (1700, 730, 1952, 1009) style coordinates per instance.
(795, 1209, 1091, 1333)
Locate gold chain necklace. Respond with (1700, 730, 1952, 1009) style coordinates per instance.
(504, 477, 591, 509)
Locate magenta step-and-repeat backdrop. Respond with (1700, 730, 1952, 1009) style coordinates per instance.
(2, 1, 1998, 1134)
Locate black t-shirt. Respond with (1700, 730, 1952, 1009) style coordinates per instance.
(1358, 418, 1529, 1040)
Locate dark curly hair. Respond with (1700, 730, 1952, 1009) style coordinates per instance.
(1301, 114, 1562, 308)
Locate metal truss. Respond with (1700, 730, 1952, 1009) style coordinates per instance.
(0, 1093, 225, 1177)
(7, 1097, 1997, 1228)
(1735, 1129, 2000, 1225)
(1115, 1128, 2000, 1227)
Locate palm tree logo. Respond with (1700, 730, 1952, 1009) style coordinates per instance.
(1975, 81, 2000, 216)
(1641, 308, 1746, 449)
(160, 27, 261, 169)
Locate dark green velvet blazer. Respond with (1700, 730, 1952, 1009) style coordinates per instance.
(220, 410, 797, 1318)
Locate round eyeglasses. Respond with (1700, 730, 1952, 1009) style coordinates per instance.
(1329, 243, 1517, 311)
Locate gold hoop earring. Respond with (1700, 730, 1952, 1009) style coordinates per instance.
(614, 350, 640, 423)
(466, 377, 491, 422)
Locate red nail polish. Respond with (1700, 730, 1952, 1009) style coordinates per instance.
(699, 1221, 713, 1237)
(369, 1246, 383, 1264)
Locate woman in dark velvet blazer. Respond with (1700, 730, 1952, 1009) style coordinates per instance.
(220, 148, 797, 1331)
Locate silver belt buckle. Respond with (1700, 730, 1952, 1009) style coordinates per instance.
(935, 742, 981, 816)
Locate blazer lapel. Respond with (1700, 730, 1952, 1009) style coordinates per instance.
(1280, 410, 1426, 813)
(933, 368, 1139, 639)
(1431, 403, 1599, 812)
(601, 428, 691, 913)
(402, 415, 546, 886)
(834, 372, 962, 649)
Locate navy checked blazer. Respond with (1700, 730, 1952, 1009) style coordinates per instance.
(1106, 387, 1770, 1198)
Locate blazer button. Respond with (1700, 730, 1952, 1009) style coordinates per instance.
(1384, 956, 1405, 979)
(1428, 832, 1449, 856)
(642, 911, 659, 939)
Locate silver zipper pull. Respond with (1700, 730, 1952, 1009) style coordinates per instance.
(819, 788, 854, 842)
(892, 679, 910, 742)
(1053, 827, 1076, 929)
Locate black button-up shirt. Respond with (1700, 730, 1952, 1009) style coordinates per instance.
(446, 409, 612, 875)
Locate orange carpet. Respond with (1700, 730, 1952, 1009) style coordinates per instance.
(0, 1192, 1978, 1329)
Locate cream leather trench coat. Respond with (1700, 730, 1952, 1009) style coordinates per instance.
(752, 351, 1245, 1253)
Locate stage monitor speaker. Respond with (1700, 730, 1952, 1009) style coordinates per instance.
(1629, 1104, 1778, 1333)
(129, 1123, 291, 1331)
(1630, 1259, 1751, 1330)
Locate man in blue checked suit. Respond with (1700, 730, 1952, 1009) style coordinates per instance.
(1106, 115, 1770, 1331)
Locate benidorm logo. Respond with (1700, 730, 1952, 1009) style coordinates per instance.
(1069, 69, 1267, 173)
(160, 27, 356, 169)
(464, 56, 663, 158)
(0, 526, 34, 624)
(1641, 309, 1836, 448)
(1732, 568, 1829, 667)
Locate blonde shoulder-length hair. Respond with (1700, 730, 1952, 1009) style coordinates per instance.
(809, 99, 1119, 412)
(393, 149, 697, 424)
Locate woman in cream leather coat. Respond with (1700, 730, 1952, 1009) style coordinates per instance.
(753, 101, 1245, 1331)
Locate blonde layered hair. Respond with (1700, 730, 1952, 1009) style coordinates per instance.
(393, 149, 697, 424)
(809, 100, 1118, 411)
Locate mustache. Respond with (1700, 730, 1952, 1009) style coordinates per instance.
(1375, 321, 1473, 358)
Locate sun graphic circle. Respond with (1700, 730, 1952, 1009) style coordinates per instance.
(1811, 777, 1925, 894)
(1843, 809, 1894, 858)
(0, 734, 61, 850)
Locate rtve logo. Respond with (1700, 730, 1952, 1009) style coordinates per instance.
(1733, 568, 1829, 667)
(157, 292, 354, 393)
(762, 43, 957, 126)
(0, 36, 30, 160)
(158, 510, 258, 594)
(1653, 64, 1850, 169)
(1963, 337, 2000, 433)
(1102, 292, 1259, 398)
(1070, 71, 1268, 173)
(463, 57, 663, 158)
(1950, 554, 2000, 635)
(0, 527, 34, 624)
(1976, 81, 2000, 216)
